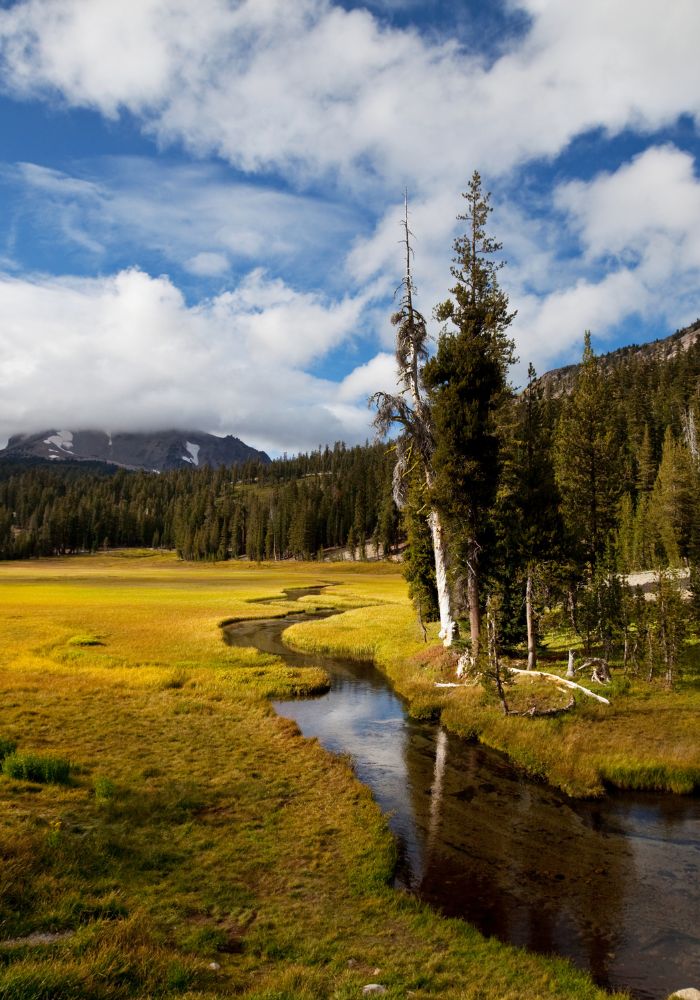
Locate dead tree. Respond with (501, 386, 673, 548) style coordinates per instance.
(372, 194, 460, 645)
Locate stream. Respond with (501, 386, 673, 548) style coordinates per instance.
(223, 588, 700, 1000)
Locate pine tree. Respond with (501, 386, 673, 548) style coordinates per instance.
(648, 427, 696, 566)
(499, 364, 562, 668)
(554, 332, 624, 569)
(423, 171, 516, 663)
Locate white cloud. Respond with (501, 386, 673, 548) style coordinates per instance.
(555, 146, 700, 267)
(184, 251, 229, 276)
(0, 1, 700, 445)
(0, 266, 379, 453)
(509, 145, 700, 373)
(337, 351, 397, 402)
(1, 0, 699, 196)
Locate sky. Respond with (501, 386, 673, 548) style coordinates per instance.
(0, 0, 699, 456)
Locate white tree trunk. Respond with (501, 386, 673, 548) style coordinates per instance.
(566, 649, 576, 678)
(428, 508, 456, 646)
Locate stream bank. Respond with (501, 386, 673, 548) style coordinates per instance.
(223, 589, 700, 1000)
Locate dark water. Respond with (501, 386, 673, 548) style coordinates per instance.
(224, 591, 700, 1000)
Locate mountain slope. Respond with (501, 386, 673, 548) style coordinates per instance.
(0, 429, 270, 471)
(536, 318, 700, 396)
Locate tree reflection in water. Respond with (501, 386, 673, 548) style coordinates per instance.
(225, 603, 700, 1000)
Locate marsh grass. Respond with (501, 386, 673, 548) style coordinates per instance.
(0, 553, 627, 998)
(2, 753, 71, 785)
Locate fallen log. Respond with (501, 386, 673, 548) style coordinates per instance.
(436, 670, 609, 705)
(507, 667, 610, 704)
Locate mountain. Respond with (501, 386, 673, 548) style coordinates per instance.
(536, 318, 700, 396)
(0, 429, 270, 471)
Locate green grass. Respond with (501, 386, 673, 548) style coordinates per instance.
(2, 753, 72, 784)
(0, 552, 627, 999)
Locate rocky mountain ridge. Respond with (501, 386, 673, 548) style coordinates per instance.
(0, 429, 270, 471)
(536, 319, 700, 396)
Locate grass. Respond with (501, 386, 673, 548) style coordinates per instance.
(2, 753, 72, 784)
(0, 551, 628, 1000)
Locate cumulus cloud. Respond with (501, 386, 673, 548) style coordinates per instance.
(0, 267, 379, 453)
(509, 145, 700, 372)
(1, 0, 699, 194)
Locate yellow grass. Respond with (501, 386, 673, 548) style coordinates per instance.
(0, 551, 621, 999)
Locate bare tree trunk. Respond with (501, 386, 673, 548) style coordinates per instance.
(487, 596, 508, 714)
(566, 649, 576, 678)
(526, 570, 537, 671)
(567, 585, 578, 635)
(467, 542, 480, 663)
(428, 508, 457, 646)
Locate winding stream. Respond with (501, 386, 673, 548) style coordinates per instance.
(224, 588, 700, 1000)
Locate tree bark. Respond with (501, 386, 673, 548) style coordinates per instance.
(467, 543, 480, 662)
(428, 508, 457, 646)
(526, 571, 537, 670)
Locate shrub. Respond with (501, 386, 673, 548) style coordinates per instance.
(0, 737, 17, 760)
(2, 753, 71, 785)
(93, 776, 116, 801)
(67, 633, 104, 647)
(159, 669, 189, 690)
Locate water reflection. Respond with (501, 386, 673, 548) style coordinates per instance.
(223, 606, 700, 1000)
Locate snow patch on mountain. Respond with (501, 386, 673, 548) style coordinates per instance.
(183, 442, 200, 466)
(44, 430, 74, 459)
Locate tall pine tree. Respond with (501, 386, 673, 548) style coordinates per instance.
(423, 171, 516, 663)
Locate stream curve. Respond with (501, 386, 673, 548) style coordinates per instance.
(223, 589, 700, 1000)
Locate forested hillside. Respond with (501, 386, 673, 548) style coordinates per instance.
(0, 442, 398, 562)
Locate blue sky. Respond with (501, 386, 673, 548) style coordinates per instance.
(0, 0, 699, 454)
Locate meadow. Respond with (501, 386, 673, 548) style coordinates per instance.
(0, 550, 686, 999)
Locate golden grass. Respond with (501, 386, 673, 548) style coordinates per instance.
(0, 552, 622, 999)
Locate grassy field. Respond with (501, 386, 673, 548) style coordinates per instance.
(0, 551, 626, 1000)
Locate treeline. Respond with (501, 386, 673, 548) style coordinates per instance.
(0, 442, 399, 562)
(537, 329, 700, 575)
(489, 331, 700, 678)
(0, 335, 697, 582)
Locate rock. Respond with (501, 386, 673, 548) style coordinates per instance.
(668, 990, 700, 1000)
(208, 962, 221, 971)
(0, 931, 74, 949)
(362, 986, 387, 996)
